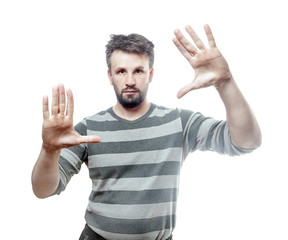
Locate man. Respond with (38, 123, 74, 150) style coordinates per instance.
(31, 25, 261, 240)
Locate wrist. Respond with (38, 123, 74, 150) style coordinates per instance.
(41, 143, 61, 155)
(214, 75, 234, 92)
(36, 145, 61, 171)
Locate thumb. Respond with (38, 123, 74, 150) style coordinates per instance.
(177, 82, 198, 99)
(79, 135, 101, 144)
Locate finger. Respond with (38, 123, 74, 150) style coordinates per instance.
(185, 25, 206, 50)
(177, 82, 198, 99)
(79, 135, 101, 144)
(173, 37, 193, 62)
(51, 85, 59, 116)
(42, 95, 50, 119)
(66, 88, 74, 117)
(204, 24, 217, 48)
(58, 84, 66, 115)
(174, 29, 198, 56)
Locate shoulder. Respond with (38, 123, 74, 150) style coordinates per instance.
(148, 104, 199, 129)
(85, 108, 115, 122)
(150, 104, 180, 116)
(152, 104, 215, 132)
(151, 104, 197, 119)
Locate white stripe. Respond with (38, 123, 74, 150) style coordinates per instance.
(88, 147, 183, 168)
(87, 202, 177, 220)
(87, 118, 182, 143)
(148, 107, 174, 118)
(88, 111, 116, 122)
(92, 175, 179, 192)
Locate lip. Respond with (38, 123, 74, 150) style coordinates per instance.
(123, 90, 138, 95)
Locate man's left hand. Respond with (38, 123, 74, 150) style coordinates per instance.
(173, 24, 232, 98)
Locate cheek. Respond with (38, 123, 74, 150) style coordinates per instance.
(137, 74, 150, 84)
(116, 74, 127, 82)
(111, 75, 123, 87)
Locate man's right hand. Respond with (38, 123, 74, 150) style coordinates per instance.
(42, 84, 101, 152)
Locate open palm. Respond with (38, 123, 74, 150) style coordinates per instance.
(42, 84, 100, 151)
(173, 24, 232, 98)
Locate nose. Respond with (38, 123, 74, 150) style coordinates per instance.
(125, 73, 136, 87)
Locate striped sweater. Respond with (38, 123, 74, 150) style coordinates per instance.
(54, 104, 252, 240)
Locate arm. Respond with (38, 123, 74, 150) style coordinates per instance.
(31, 147, 61, 199)
(216, 77, 261, 149)
(173, 24, 261, 149)
(31, 84, 101, 198)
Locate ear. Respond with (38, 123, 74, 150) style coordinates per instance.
(148, 68, 154, 83)
(107, 70, 113, 85)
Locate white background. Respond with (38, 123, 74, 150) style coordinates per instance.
(1, 0, 287, 239)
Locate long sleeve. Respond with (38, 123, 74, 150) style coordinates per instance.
(180, 109, 254, 160)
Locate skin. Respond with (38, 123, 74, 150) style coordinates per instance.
(31, 85, 101, 198)
(173, 24, 262, 148)
(108, 50, 154, 120)
(31, 24, 261, 198)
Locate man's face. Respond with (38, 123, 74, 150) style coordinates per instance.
(108, 50, 154, 108)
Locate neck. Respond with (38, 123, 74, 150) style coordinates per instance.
(113, 99, 151, 121)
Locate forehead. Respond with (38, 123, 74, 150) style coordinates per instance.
(110, 50, 149, 69)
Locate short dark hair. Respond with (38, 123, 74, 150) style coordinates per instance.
(105, 33, 154, 71)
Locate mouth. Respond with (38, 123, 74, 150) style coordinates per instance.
(122, 89, 139, 95)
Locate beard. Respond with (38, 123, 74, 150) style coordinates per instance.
(113, 85, 148, 108)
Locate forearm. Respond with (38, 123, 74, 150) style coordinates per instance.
(31, 146, 61, 198)
(216, 77, 262, 149)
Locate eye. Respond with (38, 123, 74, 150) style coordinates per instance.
(135, 69, 143, 74)
(117, 69, 126, 74)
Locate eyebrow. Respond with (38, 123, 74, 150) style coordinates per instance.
(114, 66, 146, 72)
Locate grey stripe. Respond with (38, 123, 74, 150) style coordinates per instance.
(86, 108, 179, 131)
(87, 118, 182, 143)
(89, 161, 180, 180)
(61, 148, 83, 167)
(87, 202, 177, 219)
(217, 122, 225, 151)
(59, 155, 81, 176)
(179, 108, 195, 131)
(64, 144, 87, 162)
(88, 132, 183, 155)
(188, 115, 208, 150)
(74, 121, 87, 135)
(56, 156, 81, 194)
(198, 119, 226, 152)
(88, 147, 183, 168)
(92, 175, 179, 192)
(204, 121, 223, 150)
(85, 211, 176, 234)
(182, 113, 207, 158)
(57, 164, 69, 191)
(89, 188, 178, 204)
